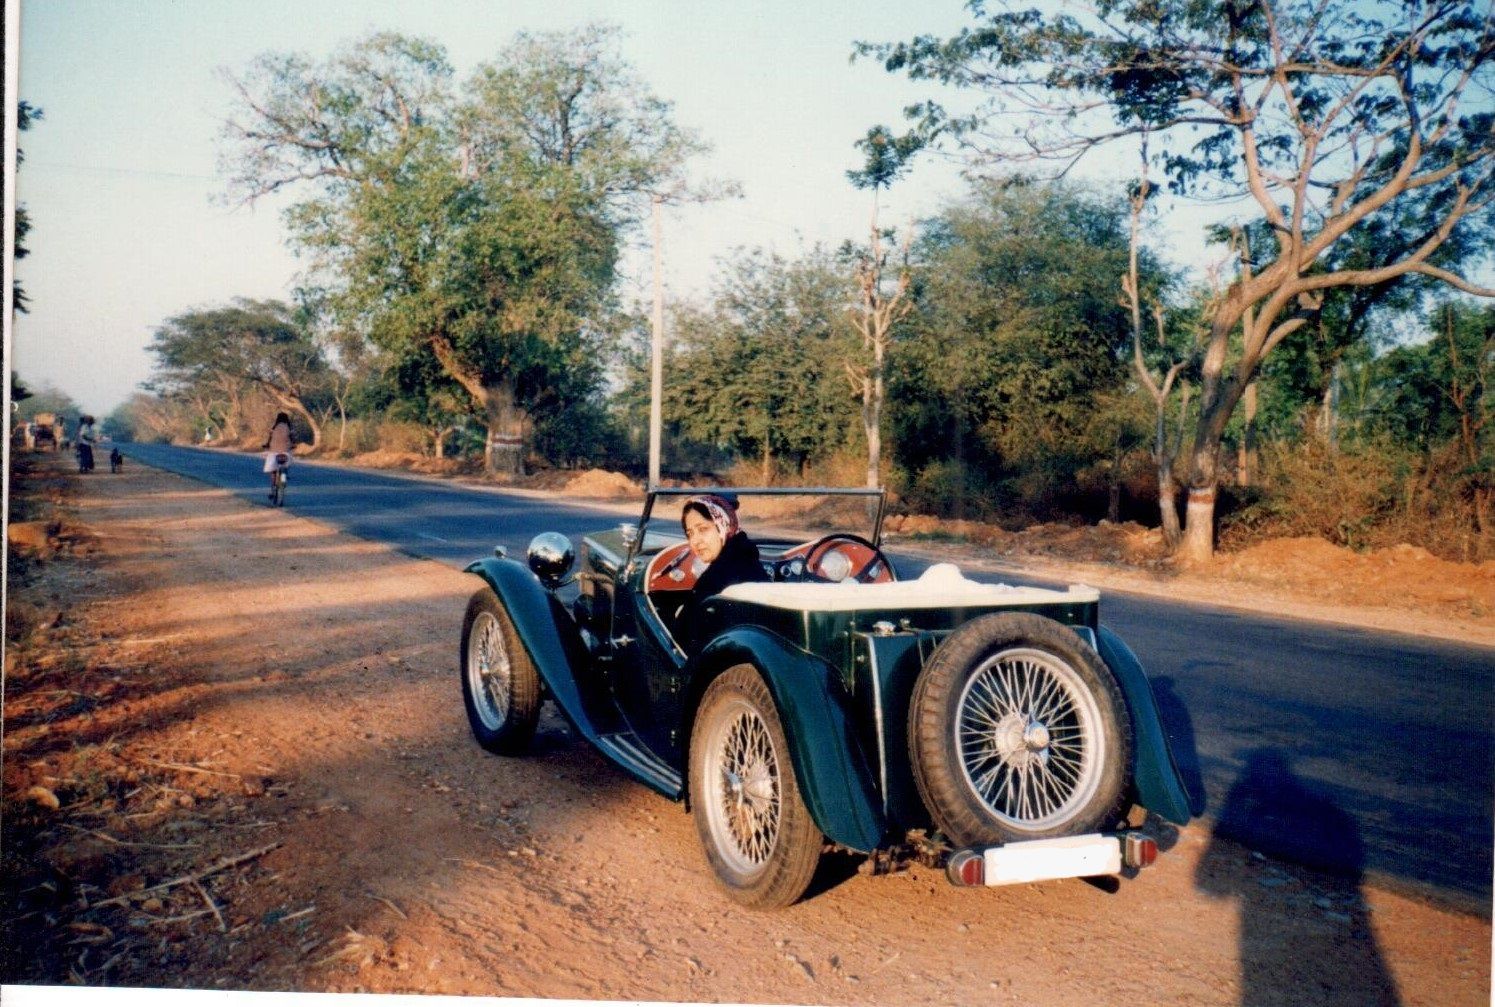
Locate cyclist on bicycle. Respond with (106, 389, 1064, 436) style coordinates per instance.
(262, 412, 295, 500)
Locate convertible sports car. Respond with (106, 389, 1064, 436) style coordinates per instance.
(459, 487, 1201, 908)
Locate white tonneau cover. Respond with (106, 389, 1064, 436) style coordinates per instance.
(715, 563, 1099, 612)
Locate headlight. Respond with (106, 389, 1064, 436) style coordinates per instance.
(527, 532, 575, 587)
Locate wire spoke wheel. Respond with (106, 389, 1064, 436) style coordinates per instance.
(466, 611, 511, 731)
(459, 588, 540, 755)
(910, 613, 1131, 845)
(956, 647, 1104, 831)
(689, 666, 821, 908)
(702, 701, 783, 873)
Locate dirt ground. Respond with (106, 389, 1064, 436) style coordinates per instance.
(2, 454, 1490, 1005)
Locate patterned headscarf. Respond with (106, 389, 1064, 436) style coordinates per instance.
(682, 494, 739, 543)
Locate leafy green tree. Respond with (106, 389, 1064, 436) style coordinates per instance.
(221, 27, 700, 476)
(147, 299, 329, 447)
(15, 382, 80, 425)
(893, 182, 1143, 516)
(865, 0, 1495, 561)
(12, 102, 42, 314)
(668, 248, 858, 482)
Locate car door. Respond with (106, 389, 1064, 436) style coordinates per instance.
(602, 569, 691, 762)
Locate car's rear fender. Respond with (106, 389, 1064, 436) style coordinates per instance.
(1096, 625, 1205, 824)
(689, 627, 887, 853)
(464, 557, 603, 746)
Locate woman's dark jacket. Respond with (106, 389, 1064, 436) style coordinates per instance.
(683, 532, 769, 652)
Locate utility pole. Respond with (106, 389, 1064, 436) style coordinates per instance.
(649, 193, 664, 489)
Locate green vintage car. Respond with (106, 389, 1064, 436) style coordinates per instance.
(459, 487, 1200, 908)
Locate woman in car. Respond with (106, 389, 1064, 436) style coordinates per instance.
(680, 494, 769, 650)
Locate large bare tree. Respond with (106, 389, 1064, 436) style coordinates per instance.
(865, 0, 1495, 561)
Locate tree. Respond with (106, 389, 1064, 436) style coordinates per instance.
(147, 299, 330, 447)
(865, 0, 1495, 562)
(12, 102, 42, 314)
(668, 248, 858, 481)
(221, 27, 700, 476)
(893, 182, 1143, 519)
(844, 127, 922, 491)
(1123, 143, 1202, 546)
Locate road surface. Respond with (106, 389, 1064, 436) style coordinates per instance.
(117, 443, 1495, 910)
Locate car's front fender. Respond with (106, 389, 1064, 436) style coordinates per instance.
(464, 557, 600, 746)
(692, 627, 887, 852)
(1097, 625, 1206, 824)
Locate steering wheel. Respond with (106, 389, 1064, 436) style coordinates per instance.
(802, 534, 896, 584)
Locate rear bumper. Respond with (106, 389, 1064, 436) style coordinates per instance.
(945, 831, 1157, 887)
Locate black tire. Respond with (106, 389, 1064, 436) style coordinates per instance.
(689, 665, 822, 909)
(270, 472, 285, 507)
(459, 588, 542, 755)
(909, 613, 1132, 846)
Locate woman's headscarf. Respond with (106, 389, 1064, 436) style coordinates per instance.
(682, 494, 739, 543)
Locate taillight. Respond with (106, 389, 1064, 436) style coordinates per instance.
(946, 849, 985, 886)
(1123, 832, 1157, 869)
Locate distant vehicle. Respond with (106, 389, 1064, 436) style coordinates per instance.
(30, 413, 59, 452)
(458, 486, 1201, 908)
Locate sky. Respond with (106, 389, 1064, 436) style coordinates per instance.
(9, 0, 1213, 416)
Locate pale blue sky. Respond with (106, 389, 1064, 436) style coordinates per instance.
(12, 0, 1197, 414)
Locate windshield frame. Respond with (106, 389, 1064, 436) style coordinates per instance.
(625, 486, 888, 569)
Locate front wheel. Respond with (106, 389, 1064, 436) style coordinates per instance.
(689, 665, 822, 909)
(460, 588, 541, 754)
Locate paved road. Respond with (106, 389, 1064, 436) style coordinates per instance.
(118, 443, 1495, 911)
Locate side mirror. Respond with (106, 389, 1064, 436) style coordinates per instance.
(527, 532, 575, 588)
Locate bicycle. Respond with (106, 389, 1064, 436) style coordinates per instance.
(269, 453, 290, 507)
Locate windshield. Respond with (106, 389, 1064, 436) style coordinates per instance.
(632, 487, 886, 559)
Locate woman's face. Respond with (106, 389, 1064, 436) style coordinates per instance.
(683, 509, 725, 564)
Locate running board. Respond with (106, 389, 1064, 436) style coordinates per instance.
(595, 732, 683, 800)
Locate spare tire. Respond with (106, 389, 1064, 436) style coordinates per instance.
(908, 612, 1132, 846)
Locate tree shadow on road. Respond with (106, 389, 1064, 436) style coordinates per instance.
(1197, 748, 1400, 1006)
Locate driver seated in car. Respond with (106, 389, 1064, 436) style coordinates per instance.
(680, 494, 769, 650)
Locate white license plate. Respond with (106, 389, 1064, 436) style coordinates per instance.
(982, 833, 1122, 886)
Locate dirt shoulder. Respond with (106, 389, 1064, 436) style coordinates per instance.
(3, 456, 1488, 1005)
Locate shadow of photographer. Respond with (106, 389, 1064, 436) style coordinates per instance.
(1197, 748, 1400, 1006)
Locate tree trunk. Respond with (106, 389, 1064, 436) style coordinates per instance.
(1107, 439, 1122, 524)
(290, 401, 321, 451)
(760, 439, 772, 485)
(1158, 472, 1182, 549)
(863, 377, 881, 490)
(1237, 381, 1258, 487)
(1319, 364, 1340, 449)
(335, 393, 348, 453)
(430, 336, 526, 478)
(480, 381, 525, 478)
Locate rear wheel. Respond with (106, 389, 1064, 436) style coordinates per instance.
(690, 665, 821, 909)
(270, 470, 285, 507)
(460, 588, 541, 754)
(909, 613, 1131, 845)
